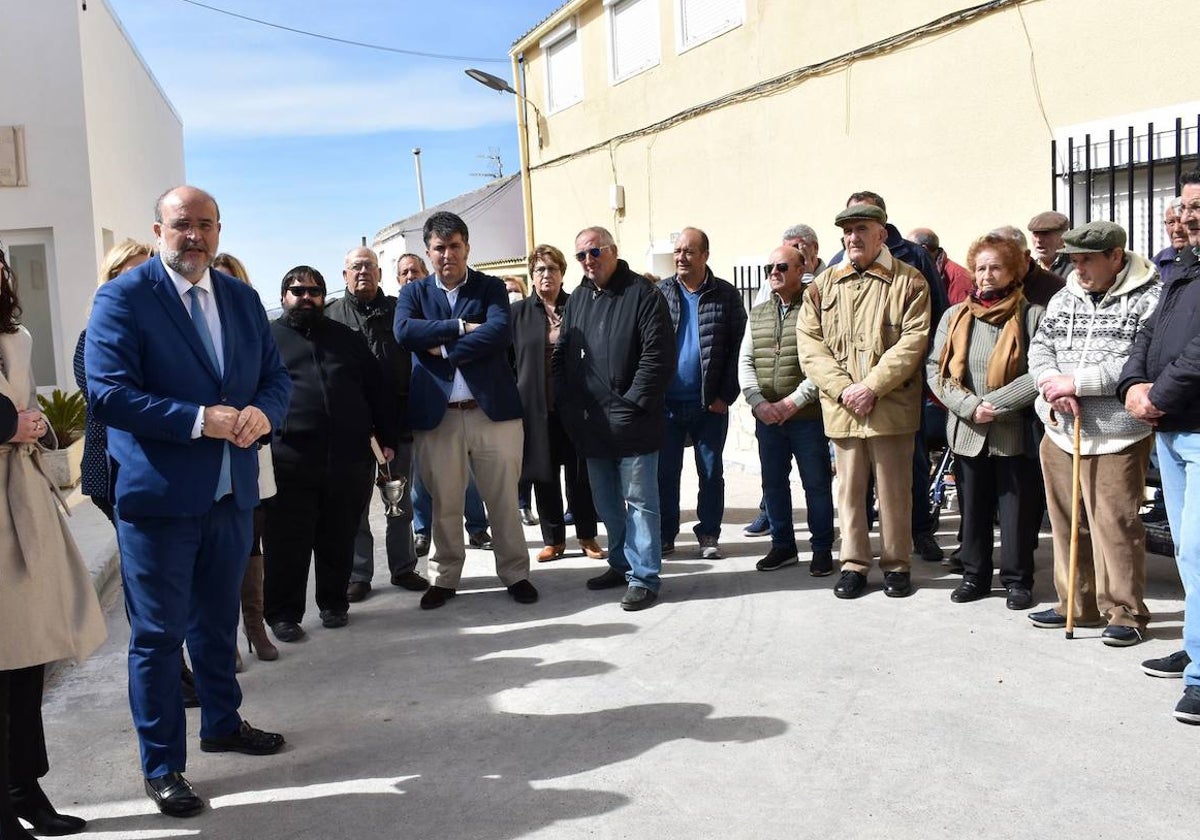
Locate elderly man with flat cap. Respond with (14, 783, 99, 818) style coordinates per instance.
(1028, 220, 1160, 645)
(797, 203, 931, 600)
(1028, 211, 1073, 278)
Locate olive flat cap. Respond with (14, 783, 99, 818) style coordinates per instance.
(835, 203, 887, 227)
(1028, 211, 1070, 232)
(1058, 220, 1127, 254)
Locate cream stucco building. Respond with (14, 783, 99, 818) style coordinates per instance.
(0, 0, 184, 389)
(507, 0, 1197, 288)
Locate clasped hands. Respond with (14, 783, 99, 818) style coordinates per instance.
(752, 397, 799, 425)
(203, 405, 270, 448)
(839, 383, 877, 417)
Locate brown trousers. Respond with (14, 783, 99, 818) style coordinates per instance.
(833, 434, 915, 574)
(1040, 434, 1151, 629)
(415, 408, 528, 589)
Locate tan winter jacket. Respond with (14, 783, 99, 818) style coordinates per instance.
(796, 247, 931, 438)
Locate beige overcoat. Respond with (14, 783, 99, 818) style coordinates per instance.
(0, 327, 106, 671)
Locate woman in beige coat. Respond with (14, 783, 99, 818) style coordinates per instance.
(0, 250, 106, 839)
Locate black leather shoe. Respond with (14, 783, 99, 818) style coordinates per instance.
(1005, 587, 1034, 611)
(834, 570, 868, 599)
(391, 571, 430, 591)
(420, 585, 457, 610)
(883, 571, 913, 598)
(519, 507, 539, 526)
(951, 579, 987, 603)
(507, 579, 539, 604)
(270, 621, 305, 643)
(11, 780, 87, 835)
(620, 586, 658, 611)
(468, 529, 494, 550)
(144, 772, 205, 818)
(319, 609, 348, 629)
(200, 720, 285, 755)
(913, 531, 943, 562)
(414, 534, 431, 557)
(586, 567, 627, 590)
(345, 581, 371, 602)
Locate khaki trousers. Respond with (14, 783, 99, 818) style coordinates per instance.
(414, 407, 528, 589)
(1040, 434, 1151, 629)
(832, 434, 915, 574)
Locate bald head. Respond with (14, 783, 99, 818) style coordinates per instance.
(908, 227, 939, 257)
(343, 246, 381, 302)
(153, 186, 221, 283)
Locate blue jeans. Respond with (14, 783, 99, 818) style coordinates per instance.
(1156, 431, 1200, 686)
(756, 416, 835, 551)
(587, 453, 662, 592)
(658, 399, 728, 541)
(411, 457, 488, 536)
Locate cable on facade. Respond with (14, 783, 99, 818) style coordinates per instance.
(529, 0, 1030, 172)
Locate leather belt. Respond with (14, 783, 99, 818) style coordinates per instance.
(446, 399, 478, 410)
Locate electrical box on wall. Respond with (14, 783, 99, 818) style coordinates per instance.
(609, 184, 625, 211)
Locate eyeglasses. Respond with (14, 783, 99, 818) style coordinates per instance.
(346, 261, 377, 271)
(575, 245, 613, 262)
(286, 286, 325, 297)
(764, 263, 791, 275)
(533, 265, 562, 275)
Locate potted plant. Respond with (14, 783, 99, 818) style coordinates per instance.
(37, 388, 87, 488)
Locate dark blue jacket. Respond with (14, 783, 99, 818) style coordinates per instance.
(1152, 245, 1185, 286)
(394, 268, 523, 431)
(1119, 247, 1200, 431)
(657, 269, 747, 407)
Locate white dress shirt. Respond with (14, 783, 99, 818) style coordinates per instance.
(434, 273, 475, 403)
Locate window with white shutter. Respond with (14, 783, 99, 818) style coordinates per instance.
(606, 0, 660, 84)
(542, 20, 583, 114)
(677, 0, 743, 52)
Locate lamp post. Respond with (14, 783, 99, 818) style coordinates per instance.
(466, 67, 539, 253)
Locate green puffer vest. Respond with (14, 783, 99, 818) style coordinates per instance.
(750, 298, 820, 419)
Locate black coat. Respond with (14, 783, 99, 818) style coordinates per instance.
(657, 269, 747, 407)
(324, 290, 411, 441)
(269, 315, 397, 480)
(552, 261, 676, 458)
(1119, 247, 1200, 431)
(511, 290, 568, 483)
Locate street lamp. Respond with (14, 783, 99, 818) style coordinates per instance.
(465, 66, 540, 253)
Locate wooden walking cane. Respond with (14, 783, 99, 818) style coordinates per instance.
(1065, 409, 1083, 640)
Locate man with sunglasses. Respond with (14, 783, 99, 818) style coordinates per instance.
(739, 246, 835, 576)
(797, 203, 931, 600)
(263, 267, 396, 640)
(553, 227, 675, 610)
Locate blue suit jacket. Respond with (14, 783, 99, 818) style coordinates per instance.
(85, 258, 292, 517)
(394, 268, 522, 431)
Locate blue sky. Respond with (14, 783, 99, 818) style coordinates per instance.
(106, 0, 563, 302)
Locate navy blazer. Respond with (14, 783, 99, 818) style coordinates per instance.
(85, 258, 292, 517)
(394, 268, 523, 431)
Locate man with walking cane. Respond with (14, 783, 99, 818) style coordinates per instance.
(1119, 170, 1200, 722)
(1026, 221, 1160, 645)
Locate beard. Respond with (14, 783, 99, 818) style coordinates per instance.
(161, 245, 212, 277)
(284, 303, 323, 332)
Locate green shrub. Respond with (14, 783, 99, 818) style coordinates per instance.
(37, 388, 86, 447)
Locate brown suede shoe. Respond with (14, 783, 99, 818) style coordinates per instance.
(537, 543, 566, 562)
(579, 538, 607, 560)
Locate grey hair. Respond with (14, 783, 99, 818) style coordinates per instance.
(1169, 196, 1184, 213)
(576, 226, 616, 247)
(988, 225, 1028, 250)
(781, 224, 819, 246)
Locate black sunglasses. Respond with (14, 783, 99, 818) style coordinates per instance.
(574, 245, 612, 262)
(287, 286, 325, 297)
(764, 263, 791, 274)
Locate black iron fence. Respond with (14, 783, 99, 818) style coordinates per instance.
(1052, 114, 1199, 257)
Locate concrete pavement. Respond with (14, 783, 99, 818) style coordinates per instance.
(40, 455, 1195, 839)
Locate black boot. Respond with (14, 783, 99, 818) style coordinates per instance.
(10, 780, 86, 836)
(0, 808, 36, 840)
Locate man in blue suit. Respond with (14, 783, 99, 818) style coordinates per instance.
(394, 210, 537, 610)
(86, 186, 292, 817)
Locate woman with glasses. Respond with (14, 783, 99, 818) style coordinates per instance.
(510, 245, 604, 562)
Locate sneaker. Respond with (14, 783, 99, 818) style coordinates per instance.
(913, 531, 943, 562)
(743, 513, 770, 537)
(756, 547, 798, 572)
(1027, 608, 1104, 629)
(698, 535, 722, 560)
(809, 549, 834, 577)
(1142, 650, 1191, 678)
(1101, 625, 1144, 647)
(661, 540, 676, 557)
(1174, 685, 1200, 725)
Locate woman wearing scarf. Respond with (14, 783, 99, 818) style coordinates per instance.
(927, 233, 1045, 609)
